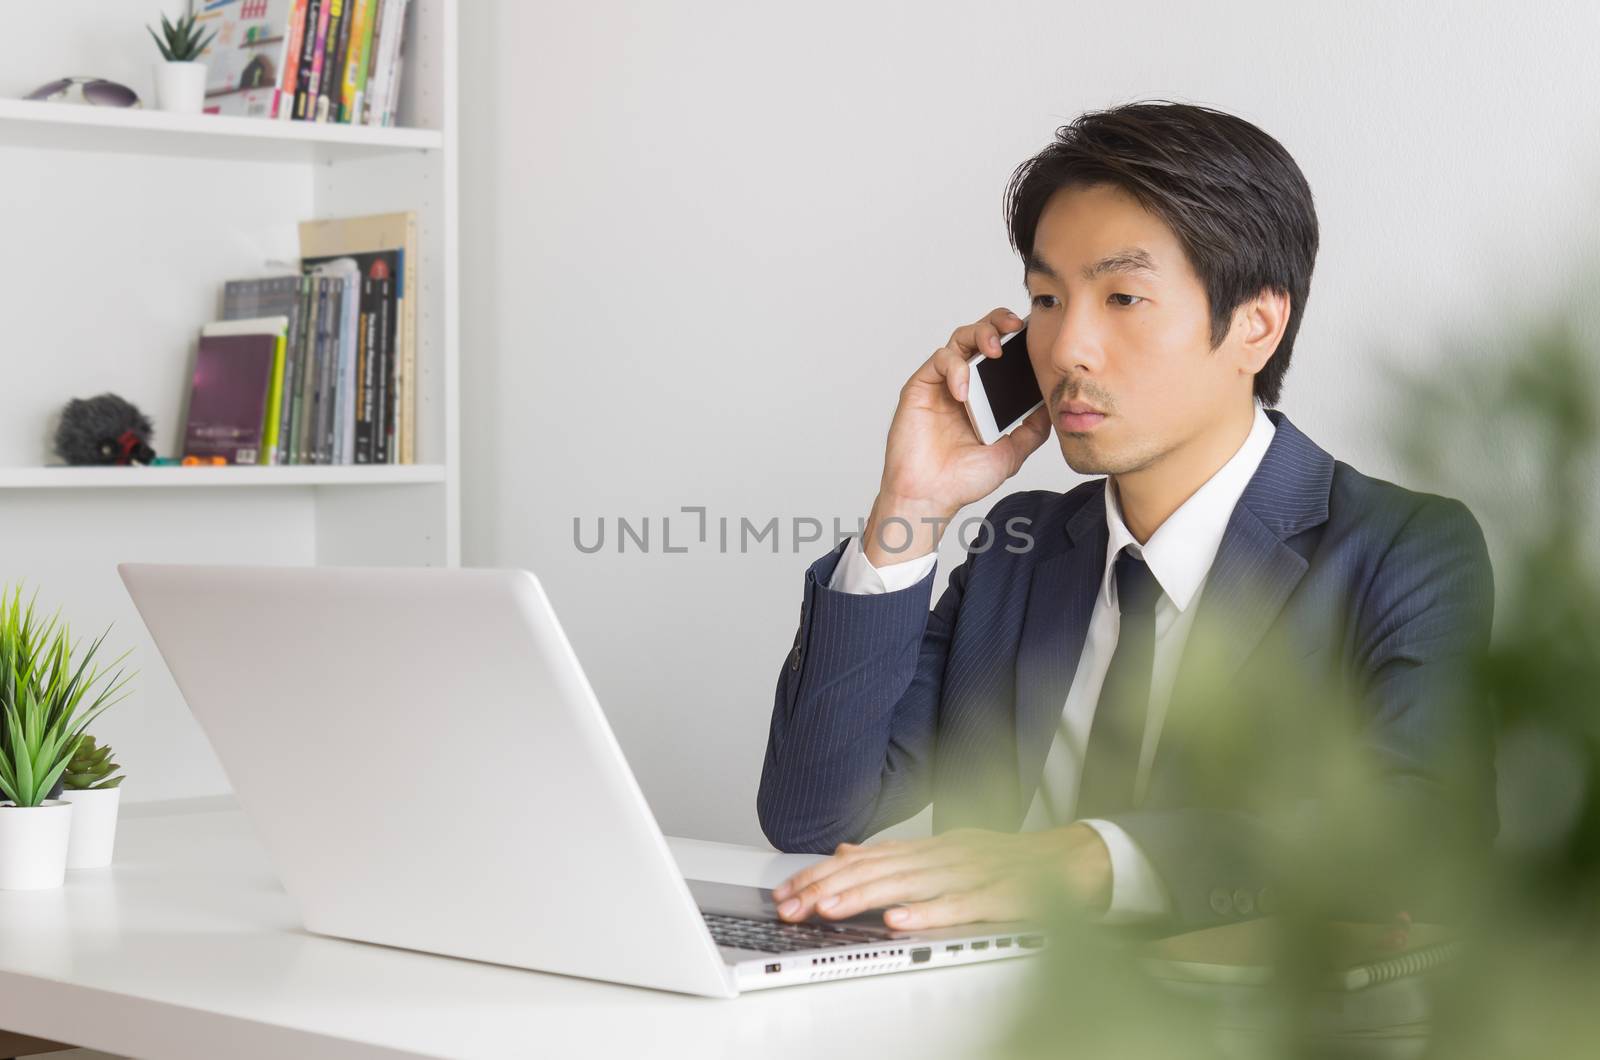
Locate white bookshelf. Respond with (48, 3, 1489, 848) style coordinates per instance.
(0, 1, 460, 804)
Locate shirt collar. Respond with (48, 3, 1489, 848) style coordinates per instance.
(1101, 403, 1277, 613)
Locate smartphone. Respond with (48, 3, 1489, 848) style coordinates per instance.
(964, 319, 1044, 445)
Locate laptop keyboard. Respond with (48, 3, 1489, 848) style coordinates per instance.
(702, 911, 887, 953)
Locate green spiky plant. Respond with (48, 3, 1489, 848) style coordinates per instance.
(146, 10, 216, 63)
(0, 583, 134, 808)
(63, 733, 124, 791)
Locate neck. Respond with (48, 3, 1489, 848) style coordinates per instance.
(1112, 401, 1257, 544)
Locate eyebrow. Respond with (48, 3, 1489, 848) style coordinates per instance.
(1024, 246, 1160, 283)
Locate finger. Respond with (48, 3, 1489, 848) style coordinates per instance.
(950, 309, 1012, 360)
(994, 405, 1053, 470)
(771, 840, 906, 909)
(907, 343, 972, 404)
(960, 307, 1024, 349)
(777, 849, 933, 921)
(882, 889, 988, 930)
(772, 840, 904, 900)
(797, 851, 977, 921)
(771, 850, 856, 910)
(816, 864, 972, 921)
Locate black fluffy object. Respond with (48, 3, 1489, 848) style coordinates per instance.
(54, 393, 157, 466)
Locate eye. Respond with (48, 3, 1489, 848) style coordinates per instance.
(1029, 294, 1058, 309)
(1109, 293, 1144, 307)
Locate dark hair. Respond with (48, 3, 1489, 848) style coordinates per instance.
(1003, 100, 1319, 406)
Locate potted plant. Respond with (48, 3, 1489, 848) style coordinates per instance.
(0, 584, 133, 890)
(60, 734, 125, 869)
(147, 10, 216, 114)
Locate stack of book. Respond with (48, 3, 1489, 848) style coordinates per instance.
(181, 211, 418, 466)
(196, 0, 414, 125)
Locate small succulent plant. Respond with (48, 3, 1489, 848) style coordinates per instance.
(63, 733, 124, 791)
(147, 11, 216, 64)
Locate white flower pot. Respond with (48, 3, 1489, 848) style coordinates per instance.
(0, 800, 74, 890)
(61, 786, 121, 869)
(154, 60, 207, 113)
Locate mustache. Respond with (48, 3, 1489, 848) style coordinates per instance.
(1049, 377, 1113, 413)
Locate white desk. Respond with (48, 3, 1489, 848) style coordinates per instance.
(0, 798, 1034, 1060)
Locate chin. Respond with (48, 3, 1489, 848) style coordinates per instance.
(1057, 437, 1114, 476)
(1057, 432, 1151, 478)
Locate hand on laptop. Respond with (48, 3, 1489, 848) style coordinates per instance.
(769, 824, 1111, 929)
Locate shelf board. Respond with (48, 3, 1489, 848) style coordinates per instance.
(0, 465, 448, 489)
(0, 98, 442, 162)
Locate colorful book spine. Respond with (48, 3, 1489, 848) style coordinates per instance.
(366, 0, 407, 126)
(316, 0, 347, 122)
(305, 0, 333, 120)
(395, 219, 414, 462)
(295, 0, 324, 120)
(297, 278, 325, 462)
(353, 274, 372, 462)
(350, 0, 381, 124)
(277, 0, 309, 119)
(261, 331, 287, 464)
(358, 0, 385, 125)
(339, 0, 375, 124)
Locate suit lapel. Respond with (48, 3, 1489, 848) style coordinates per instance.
(1005, 411, 1336, 816)
(1176, 504, 1309, 686)
(1013, 485, 1107, 810)
(1155, 411, 1334, 773)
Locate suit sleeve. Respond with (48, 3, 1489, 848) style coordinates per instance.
(756, 527, 983, 853)
(1098, 495, 1497, 928)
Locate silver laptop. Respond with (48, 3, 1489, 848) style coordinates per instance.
(117, 563, 1045, 997)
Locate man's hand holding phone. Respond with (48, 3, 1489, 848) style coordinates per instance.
(861, 308, 1051, 567)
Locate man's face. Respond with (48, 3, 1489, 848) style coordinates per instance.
(1023, 182, 1252, 477)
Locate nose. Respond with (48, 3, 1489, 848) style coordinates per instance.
(1044, 296, 1107, 380)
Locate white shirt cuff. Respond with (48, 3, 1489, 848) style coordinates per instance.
(1077, 818, 1171, 923)
(827, 535, 938, 595)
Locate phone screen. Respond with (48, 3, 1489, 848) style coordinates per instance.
(975, 323, 1043, 430)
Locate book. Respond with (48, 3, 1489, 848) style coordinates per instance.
(222, 276, 304, 464)
(306, 275, 345, 462)
(275, 0, 309, 119)
(344, 0, 379, 124)
(306, 258, 360, 462)
(296, 277, 325, 463)
(293, 0, 323, 119)
(303, 0, 332, 120)
(315, 0, 348, 122)
(196, 0, 301, 120)
(299, 212, 416, 462)
(357, 0, 387, 125)
(366, 0, 410, 126)
(183, 318, 288, 465)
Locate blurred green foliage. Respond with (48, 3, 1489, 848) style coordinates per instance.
(997, 306, 1600, 1059)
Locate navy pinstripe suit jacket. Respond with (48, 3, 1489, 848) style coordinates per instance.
(757, 410, 1497, 928)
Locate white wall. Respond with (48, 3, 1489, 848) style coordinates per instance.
(458, 0, 1600, 847)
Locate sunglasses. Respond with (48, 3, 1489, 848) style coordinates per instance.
(24, 77, 142, 108)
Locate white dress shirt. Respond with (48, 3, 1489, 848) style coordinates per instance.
(829, 404, 1276, 922)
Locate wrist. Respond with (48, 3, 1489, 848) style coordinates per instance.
(1055, 822, 1112, 913)
(863, 493, 955, 568)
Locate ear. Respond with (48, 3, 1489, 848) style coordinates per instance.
(1231, 287, 1292, 378)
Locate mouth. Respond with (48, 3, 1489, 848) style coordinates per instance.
(1056, 400, 1107, 432)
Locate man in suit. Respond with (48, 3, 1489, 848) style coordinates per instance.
(756, 102, 1495, 932)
